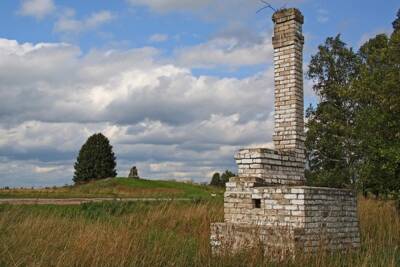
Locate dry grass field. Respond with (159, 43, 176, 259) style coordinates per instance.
(0, 196, 399, 267)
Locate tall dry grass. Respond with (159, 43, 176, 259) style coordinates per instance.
(0, 198, 399, 267)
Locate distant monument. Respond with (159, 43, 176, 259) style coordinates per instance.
(210, 8, 360, 255)
(128, 166, 139, 179)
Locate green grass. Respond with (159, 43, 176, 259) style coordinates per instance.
(0, 178, 224, 200)
(0, 198, 399, 267)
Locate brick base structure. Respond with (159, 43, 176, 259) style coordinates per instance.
(210, 185, 360, 254)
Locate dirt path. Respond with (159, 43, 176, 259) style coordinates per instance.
(0, 198, 191, 205)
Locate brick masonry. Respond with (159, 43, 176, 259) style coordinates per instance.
(212, 186, 360, 253)
(210, 8, 360, 255)
(235, 148, 304, 185)
(272, 8, 305, 158)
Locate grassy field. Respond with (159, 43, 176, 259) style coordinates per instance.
(0, 178, 223, 200)
(0, 197, 399, 267)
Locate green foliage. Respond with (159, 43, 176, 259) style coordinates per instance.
(209, 170, 235, 187)
(210, 172, 220, 186)
(306, 35, 359, 188)
(220, 170, 235, 185)
(73, 133, 117, 184)
(79, 201, 146, 219)
(393, 9, 400, 32)
(306, 9, 400, 197)
(352, 29, 400, 197)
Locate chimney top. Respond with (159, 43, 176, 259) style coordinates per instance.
(272, 8, 304, 24)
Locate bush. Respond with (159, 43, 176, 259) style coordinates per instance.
(73, 133, 117, 184)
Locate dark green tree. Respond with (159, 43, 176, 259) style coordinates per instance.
(352, 27, 400, 197)
(306, 9, 400, 197)
(210, 170, 235, 187)
(73, 133, 117, 184)
(305, 35, 360, 188)
(393, 9, 400, 32)
(220, 170, 236, 186)
(210, 172, 221, 186)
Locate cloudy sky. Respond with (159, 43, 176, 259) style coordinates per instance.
(0, 0, 398, 187)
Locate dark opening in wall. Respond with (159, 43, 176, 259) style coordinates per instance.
(253, 199, 261, 208)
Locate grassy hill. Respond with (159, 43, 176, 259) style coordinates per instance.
(0, 178, 224, 200)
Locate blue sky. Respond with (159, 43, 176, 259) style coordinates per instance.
(0, 0, 398, 187)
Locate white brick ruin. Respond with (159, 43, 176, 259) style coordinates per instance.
(210, 8, 360, 255)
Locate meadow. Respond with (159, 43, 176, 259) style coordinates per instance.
(0, 196, 399, 266)
(0, 178, 222, 200)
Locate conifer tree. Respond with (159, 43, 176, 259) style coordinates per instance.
(73, 133, 117, 184)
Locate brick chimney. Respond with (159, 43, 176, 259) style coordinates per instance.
(272, 8, 305, 159)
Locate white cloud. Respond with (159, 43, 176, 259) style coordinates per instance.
(0, 37, 276, 186)
(126, 0, 213, 13)
(127, 0, 304, 21)
(34, 166, 62, 174)
(18, 0, 55, 19)
(176, 33, 273, 68)
(357, 28, 392, 47)
(85, 10, 115, 28)
(54, 9, 114, 34)
(316, 8, 329, 23)
(149, 34, 169, 43)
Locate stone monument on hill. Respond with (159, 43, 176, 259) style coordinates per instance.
(128, 166, 139, 179)
(210, 8, 360, 254)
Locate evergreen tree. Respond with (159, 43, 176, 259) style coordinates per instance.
(73, 133, 117, 184)
(210, 172, 220, 186)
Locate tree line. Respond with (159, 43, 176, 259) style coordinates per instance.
(305, 9, 400, 199)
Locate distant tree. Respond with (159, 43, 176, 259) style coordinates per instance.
(73, 133, 117, 184)
(209, 170, 236, 187)
(210, 172, 220, 186)
(220, 170, 236, 186)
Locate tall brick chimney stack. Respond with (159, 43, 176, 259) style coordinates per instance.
(211, 9, 360, 255)
(272, 8, 305, 159)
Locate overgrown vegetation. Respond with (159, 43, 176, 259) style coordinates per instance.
(74, 133, 117, 184)
(0, 198, 398, 266)
(0, 178, 223, 200)
(306, 9, 400, 199)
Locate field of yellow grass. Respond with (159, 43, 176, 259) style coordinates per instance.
(0, 197, 399, 267)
